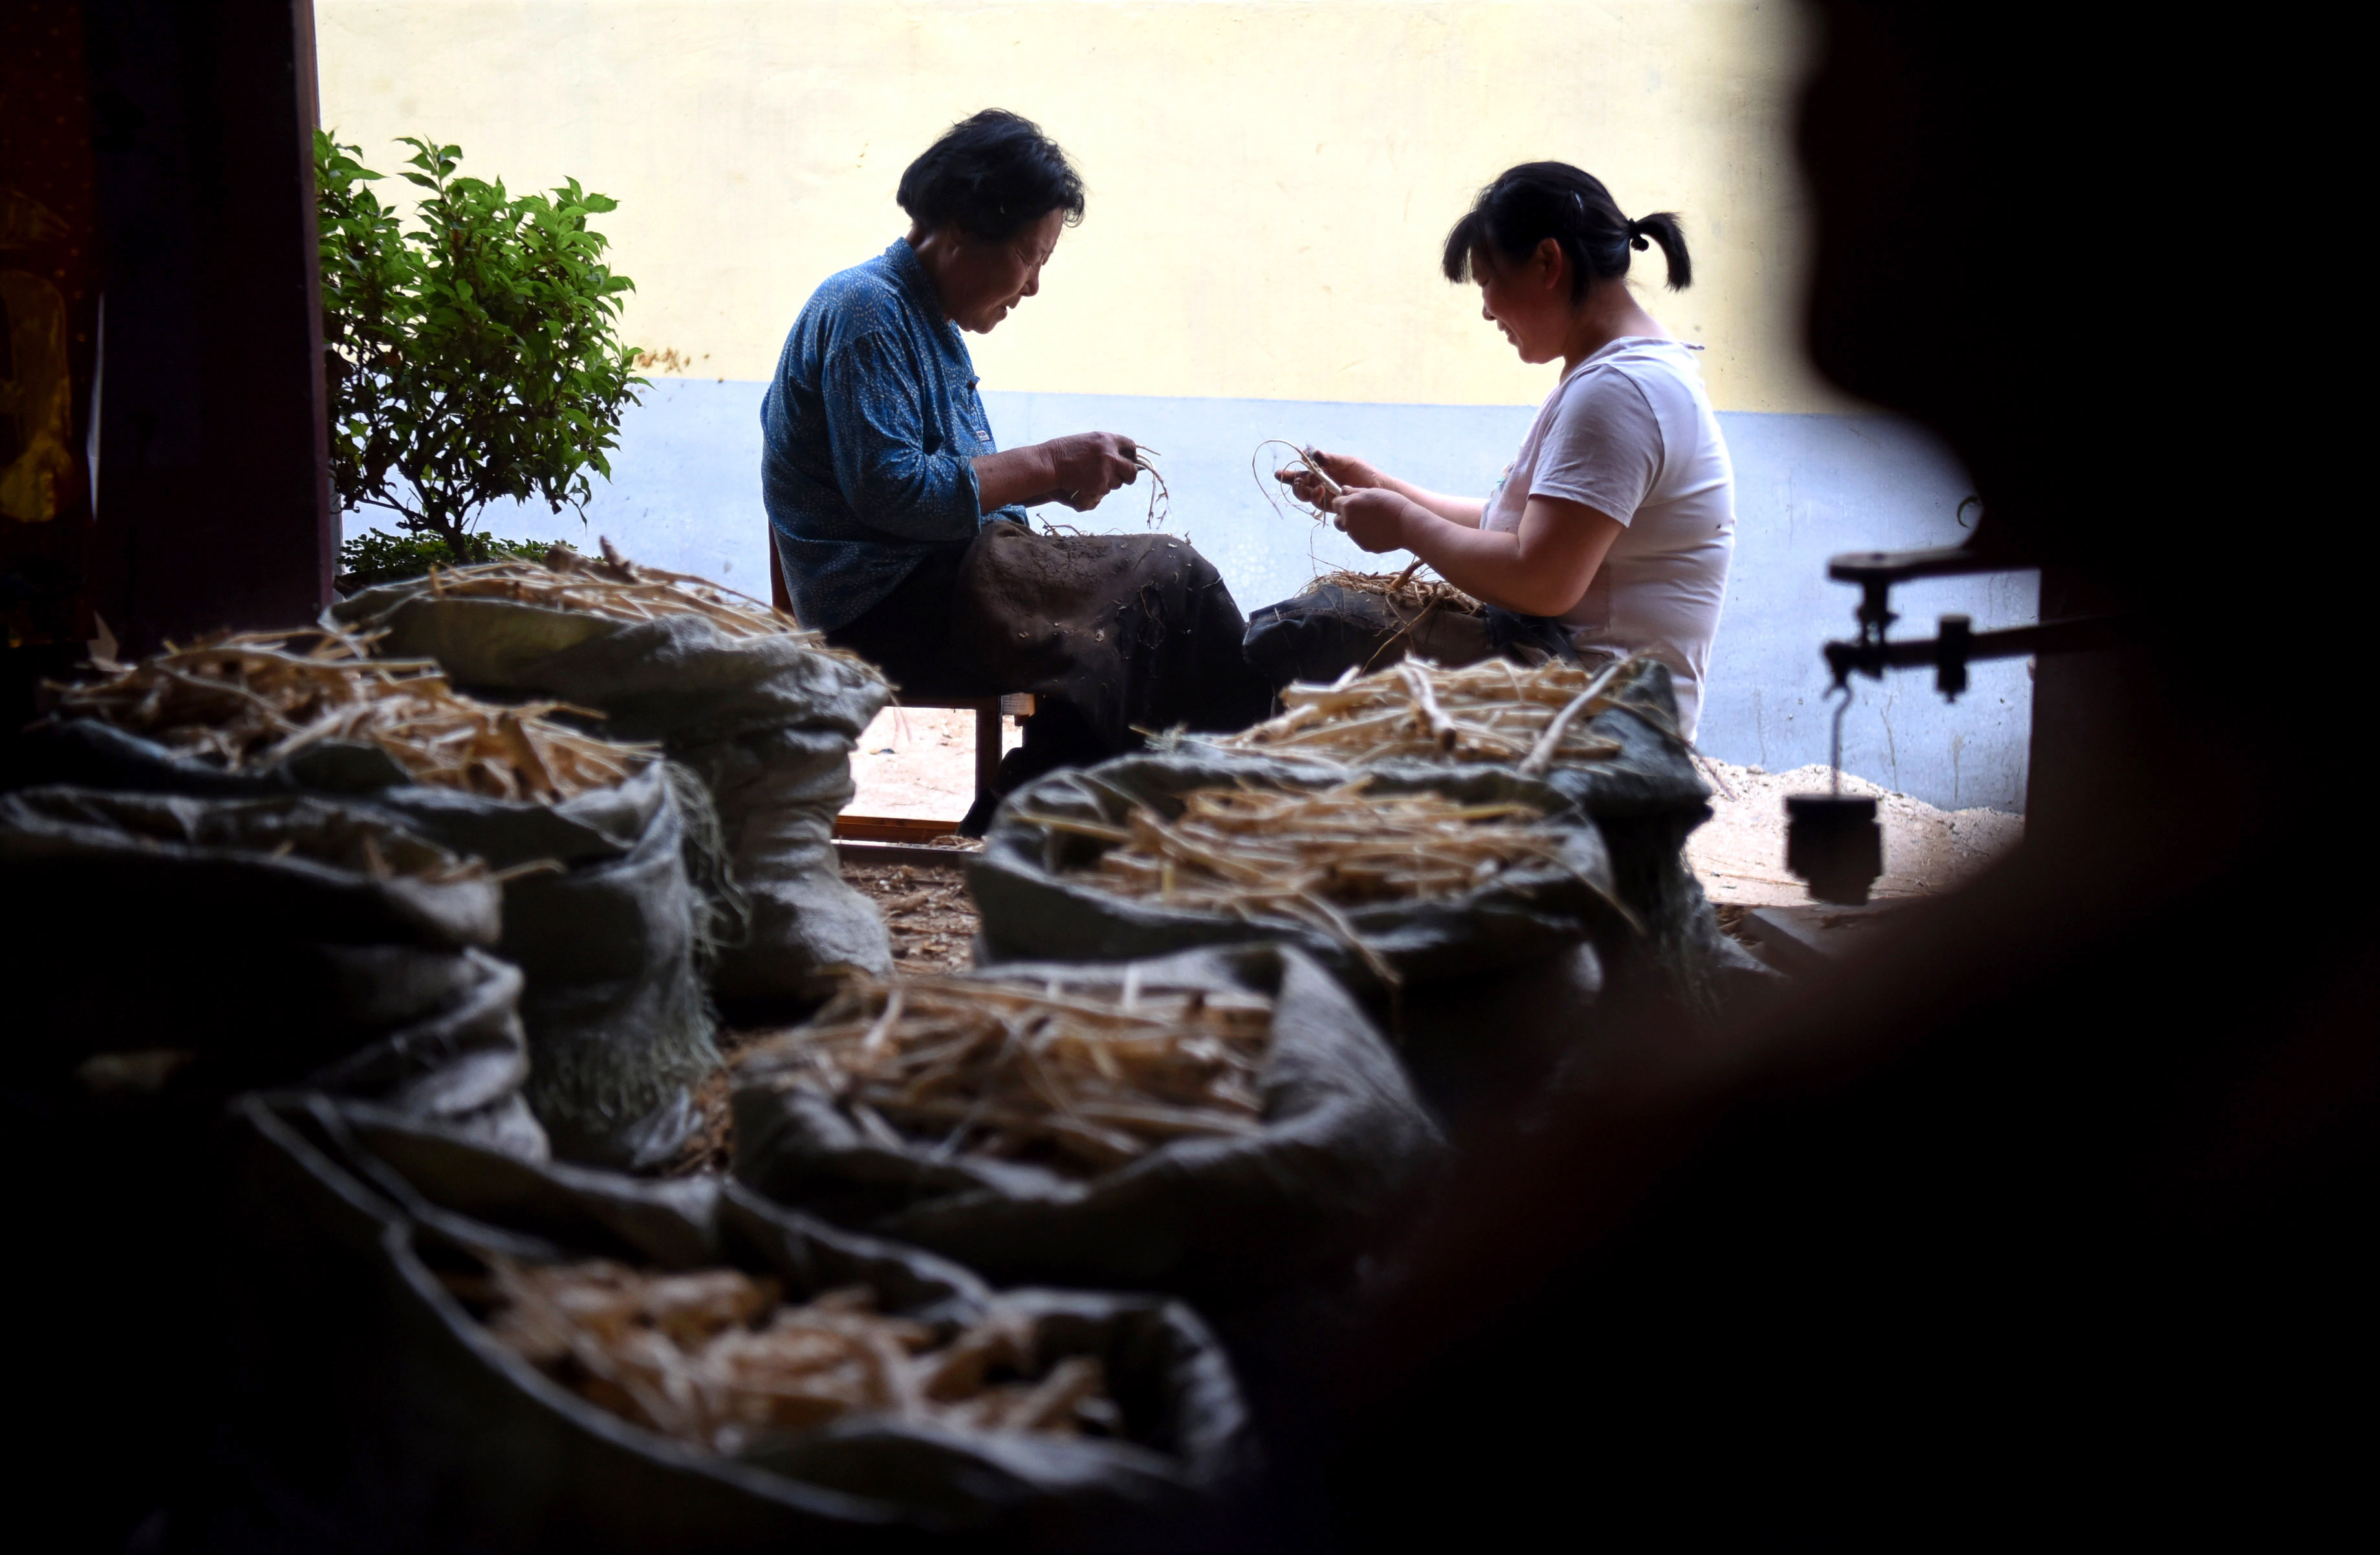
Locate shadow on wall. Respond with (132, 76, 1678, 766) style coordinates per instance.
(449, 382, 2030, 812)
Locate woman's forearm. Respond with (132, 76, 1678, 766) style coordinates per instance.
(1381, 494, 1621, 618)
(1377, 477, 1485, 527)
(975, 433, 1143, 513)
(972, 446, 1058, 512)
(1395, 510, 1554, 611)
(1297, 451, 1482, 527)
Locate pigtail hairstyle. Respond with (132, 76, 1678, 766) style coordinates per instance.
(1625, 210, 1692, 290)
(1442, 162, 1691, 296)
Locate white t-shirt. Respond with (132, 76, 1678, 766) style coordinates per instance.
(1482, 336, 1736, 739)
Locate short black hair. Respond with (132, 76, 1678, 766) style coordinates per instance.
(896, 109, 1085, 243)
(1442, 162, 1691, 299)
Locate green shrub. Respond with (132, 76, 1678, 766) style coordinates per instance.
(336, 530, 573, 589)
(316, 132, 645, 565)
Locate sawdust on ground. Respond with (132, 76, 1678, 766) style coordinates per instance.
(1689, 757, 2023, 906)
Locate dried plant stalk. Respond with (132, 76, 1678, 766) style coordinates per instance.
(458, 1256, 1121, 1454)
(1024, 776, 1568, 985)
(57, 627, 651, 802)
(1218, 656, 1647, 770)
(738, 972, 1273, 1175)
(1134, 446, 1171, 529)
(363, 538, 882, 676)
(1304, 569, 1484, 617)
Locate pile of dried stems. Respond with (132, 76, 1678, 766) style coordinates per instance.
(58, 628, 650, 802)
(739, 972, 1272, 1174)
(1221, 657, 1643, 772)
(372, 536, 835, 646)
(459, 1256, 1118, 1452)
(1306, 568, 1482, 617)
(1022, 776, 1566, 983)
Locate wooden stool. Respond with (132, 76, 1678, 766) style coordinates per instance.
(882, 691, 1036, 810)
(772, 534, 1032, 829)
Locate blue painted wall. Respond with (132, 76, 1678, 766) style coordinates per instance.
(442, 380, 2035, 812)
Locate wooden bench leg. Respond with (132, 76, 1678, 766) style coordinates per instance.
(973, 699, 1003, 809)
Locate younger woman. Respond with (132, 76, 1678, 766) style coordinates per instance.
(1282, 163, 1735, 738)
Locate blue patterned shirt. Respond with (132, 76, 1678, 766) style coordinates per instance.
(761, 239, 1026, 631)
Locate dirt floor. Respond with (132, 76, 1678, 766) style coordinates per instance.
(843, 860, 980, 973)
(847, 706, 1024, 820)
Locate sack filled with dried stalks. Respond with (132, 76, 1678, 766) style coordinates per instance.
(332, 542, 894, 1016)
(1222, 653, 1769, 1027)
(972, 752, 1621, 990)
(193, 1092, 1251, 1551)
(12, 627, 717, 1168)
(1494, 655, 1773, 1023)
(969, 754, 1627, 1125)
(1216, 651, 1710, 821)
(730, 944, 1442, 1305)
(0, 785, 541, 1149)
(0, 787, 546, 1532)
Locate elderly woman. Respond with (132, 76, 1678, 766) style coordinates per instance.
(1275, 162, 1735, 740)
(764, 109, 1269, 828)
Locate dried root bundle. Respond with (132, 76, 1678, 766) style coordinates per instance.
(58, 628, 651, 801)
(1134, 446, 1171, 529)
(1024, 777, 1568, 981)
(1250, 443, 1480, 607)
(741, 972, 1273, 1174)
(458, 1257, 1120, 1454)
(1042, 450, 1170, 537)
(1306, 568, 1482, 617)
(1222, 657, 1641, 772)
(1251, 439, 1338, 525)
(388, 536, 816, 643)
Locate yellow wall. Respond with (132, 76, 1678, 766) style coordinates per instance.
(316, 1, 1838, 411)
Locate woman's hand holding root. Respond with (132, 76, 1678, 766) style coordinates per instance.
(977, 431, 1140, 514)
(1043, 431, 1141, 510)
(1275, 448, 1387, 508)
(1332, 486, 1418, 553)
